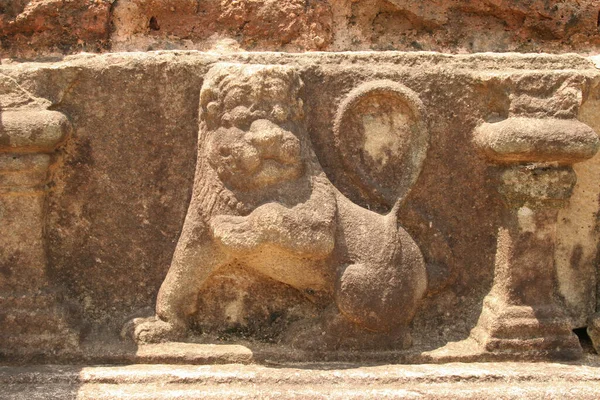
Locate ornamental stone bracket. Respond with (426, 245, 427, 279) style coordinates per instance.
(0, 74, 79, 357)
(470, 89, 600, 359)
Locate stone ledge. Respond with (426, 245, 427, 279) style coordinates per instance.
(71, 340, 596, 365)
(2, 50, 598, 72)
(3, 360, 600, 399)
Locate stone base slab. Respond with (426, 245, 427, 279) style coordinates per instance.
(3, 360, 600, 399)
(5, 339, 592, 365)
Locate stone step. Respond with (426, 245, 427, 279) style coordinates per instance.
(7, 382, 600, 400)
(3, 361, 600, 399)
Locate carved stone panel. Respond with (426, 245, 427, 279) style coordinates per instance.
(123, 63, 428, 351)
(0, 52, 598, 364)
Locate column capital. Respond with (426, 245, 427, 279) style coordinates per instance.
(474, 117, 599, 166)
(0, 109, 71, 154)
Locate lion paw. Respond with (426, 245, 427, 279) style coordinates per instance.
(121, 316, 186, 344)
(210, 215, 262, 251)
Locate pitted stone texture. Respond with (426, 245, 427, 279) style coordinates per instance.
(125, 63, 428, 349)
(0, 52, 598, 361)
(1, 0, 600, 57)
(112, 0, 333, 52)
(0, 0, 111, 58)
(4, 362, 600, 399)
(333, 0, 600, 53)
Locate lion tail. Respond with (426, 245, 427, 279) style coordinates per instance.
(387, 197, 405, 227)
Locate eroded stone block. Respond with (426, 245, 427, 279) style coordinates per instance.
(0, 52, 598, 363)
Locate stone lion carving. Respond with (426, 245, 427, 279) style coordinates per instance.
(125, 64, 427, 349)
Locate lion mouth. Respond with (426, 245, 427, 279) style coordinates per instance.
(248, 159, 303, 187)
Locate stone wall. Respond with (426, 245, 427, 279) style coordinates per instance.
(2, 0, 600, 59)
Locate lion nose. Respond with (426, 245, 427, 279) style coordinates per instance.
(246, 119, 301, 164)
(247, 119, 285, 149)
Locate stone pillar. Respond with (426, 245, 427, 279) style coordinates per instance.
(0, 109, 80, 357)
(471, 117, 599, 360)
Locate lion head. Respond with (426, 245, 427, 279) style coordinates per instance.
(199, 64, 307, 192)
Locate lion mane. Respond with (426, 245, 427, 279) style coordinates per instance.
(191, 63, 315, 224)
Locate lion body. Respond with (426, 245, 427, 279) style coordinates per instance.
(126, 64, 427, 348)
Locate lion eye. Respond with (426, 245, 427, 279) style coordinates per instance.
(221, 113, 233, 128)
(220, 147, 231, 157)
(271, 105, 288, 122)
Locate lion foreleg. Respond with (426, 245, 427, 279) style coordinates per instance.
(253, 176, 337, 257)
(129, 228, 231, 344)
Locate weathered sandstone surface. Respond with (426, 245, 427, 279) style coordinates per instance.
(2, 0, 600, 58)
(3, 0, 600, 397)
(5, 361, 600, 399)
(1, 52, 600, 363)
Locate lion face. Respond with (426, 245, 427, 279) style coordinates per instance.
(200, 65, 306, 192)
(207, 116, 303, 191)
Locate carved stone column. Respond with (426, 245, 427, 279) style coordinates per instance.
(0, 87, 80, 357)
(471, 117, 599, 360)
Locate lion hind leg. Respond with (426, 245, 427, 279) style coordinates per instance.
(335, 261, 419, 333)
(335, 262, 392, 332)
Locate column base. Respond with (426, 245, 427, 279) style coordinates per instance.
(0, 290, 80, 359)
(470, 295, 582, 360)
